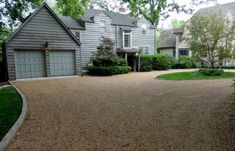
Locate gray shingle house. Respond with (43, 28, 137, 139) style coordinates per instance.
(3, 3, 156, 80)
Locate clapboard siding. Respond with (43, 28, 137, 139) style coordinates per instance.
(6, 5, 81, 80)
(70, 13, 155, 71)
(71, 12, 115, 70)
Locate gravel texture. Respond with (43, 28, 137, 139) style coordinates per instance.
(5, 69, 235, 151)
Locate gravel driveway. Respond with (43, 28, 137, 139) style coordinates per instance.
(6, 70, 235, 151)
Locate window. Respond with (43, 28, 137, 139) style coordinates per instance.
(179, 48, 189, 56)
(74, 31, 80, 40)
(100, 20, 106, 33)
(141, 24, 147, 34)
(122, 31, 132, 48)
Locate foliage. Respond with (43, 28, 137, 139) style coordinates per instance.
(140, 54, 174, 71)
(122, 0, 214, 26)
(95, 37, 116, 57)
(87, 65, 131, 76)
(55, 0, 90, 19)
(89, 0, 122, 11)
(198, 69, 224, 76)
(171, 19, 185, 29)
(140, 55, 153, 72)
(173, 56, 197, 69)
(157, 71, 235, 80)
(0, 86, 22, 140)
(186, 10, 235, 68)
(92, 56, 127, 66)
(88, 37, 130, 76)
(0, 26, 11, 62)
(152, 54, 174, 70)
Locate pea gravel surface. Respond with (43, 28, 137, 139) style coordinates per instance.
(6, 69, 235, 151)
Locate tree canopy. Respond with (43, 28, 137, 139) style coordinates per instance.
(122, 0, 215, 27)
(186, 11, 235, 67)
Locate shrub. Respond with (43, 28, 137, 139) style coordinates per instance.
(87, 65, 131, 76)
(92, 56, 127, 66)
(140, 55, 153, 72)
(198, 69, 224, 76)
(152, 54, 174, 70)
(173, 56, 197, 69)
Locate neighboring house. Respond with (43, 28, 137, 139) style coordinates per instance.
(158, 2, 235, 61)
(3, 3, 156, 80)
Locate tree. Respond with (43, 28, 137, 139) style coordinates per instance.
(89, 0, 121, 12)
(122, 0, 215, 27)
(185, 11, 235, 68)
(96, 37, 116, 57)
(55, 0, 90, 19)
(171, 19, 185, 29)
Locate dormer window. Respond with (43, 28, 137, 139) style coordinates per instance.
(75, 31, 80, 40)
(100, 20, 106, 33)
(141, 24, 147, 34)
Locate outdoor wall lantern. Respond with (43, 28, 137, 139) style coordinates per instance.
(43, 41, 52, 52)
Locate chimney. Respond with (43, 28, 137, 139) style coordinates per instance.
(119, 2, 125, 13)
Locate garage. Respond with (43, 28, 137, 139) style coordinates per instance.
(14, 50, 46, 79)
(49, 50, 76, 76)
(4, 4, 81, 80)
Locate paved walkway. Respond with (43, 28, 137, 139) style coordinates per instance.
(6, 69, 235, 151)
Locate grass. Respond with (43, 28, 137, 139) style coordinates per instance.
(157, 71, 235, 80)
(0, 86, 22, 141)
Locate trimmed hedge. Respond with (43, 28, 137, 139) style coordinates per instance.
(88, 56, 131, 76)
(173, 56, 197, 69)
(140, 54, 174, 72)
(198, 69, 224, 76)
(87, 65, 131, 76)
(92, 56, 127, 66)
(152, 54, 174, 70)
(140, 55, 153, 72)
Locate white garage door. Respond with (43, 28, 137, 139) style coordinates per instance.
(15, 50, 46, 79)
(49, 50, 75, 76)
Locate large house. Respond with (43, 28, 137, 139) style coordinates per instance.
(158, 2, 235, 63)
(3, 3, 156, 80)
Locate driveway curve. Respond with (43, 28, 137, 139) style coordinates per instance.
(6, 69, 235, 151)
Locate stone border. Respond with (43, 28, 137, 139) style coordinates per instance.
(0, 81, 27, 151)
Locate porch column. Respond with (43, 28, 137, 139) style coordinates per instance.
(125, 53, 127, 60)
(138, 53, 141, 71)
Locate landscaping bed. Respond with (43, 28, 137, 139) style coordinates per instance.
(0, 86, 22, 141)
(157, 70, 235, 80)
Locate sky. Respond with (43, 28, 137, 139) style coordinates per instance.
(161, 0, 235, 29)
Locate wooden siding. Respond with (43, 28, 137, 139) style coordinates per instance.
(71, 14, 155, 72)
(71, 12, 115, 71)
(6, 6, 81, 80)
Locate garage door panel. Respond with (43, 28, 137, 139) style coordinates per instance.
(15, 50, 46, 79)
(49, 50, 75, 76)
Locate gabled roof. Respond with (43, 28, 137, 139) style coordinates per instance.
(195, 2, 235, 18)
(5, 2, 81, 45)
(81, 9, 155, 28)
(158, 29, 176, 49)
(59, 16, 85, 30)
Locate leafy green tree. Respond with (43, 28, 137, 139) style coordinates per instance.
(55, 0, 90, 19)
(186, 11, 235, 68)
(171, 19, 185, 29)
(122, 0, 215, 27)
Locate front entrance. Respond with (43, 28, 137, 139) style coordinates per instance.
(117, 52, 140, 72)
(127, 54, 138, 71)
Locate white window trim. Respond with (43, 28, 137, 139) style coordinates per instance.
(122, 31, 132, 49)
(100, 20, 106, 33)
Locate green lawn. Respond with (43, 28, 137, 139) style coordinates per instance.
(0, 86, 22, 141)
(157, 71, 235, 80)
